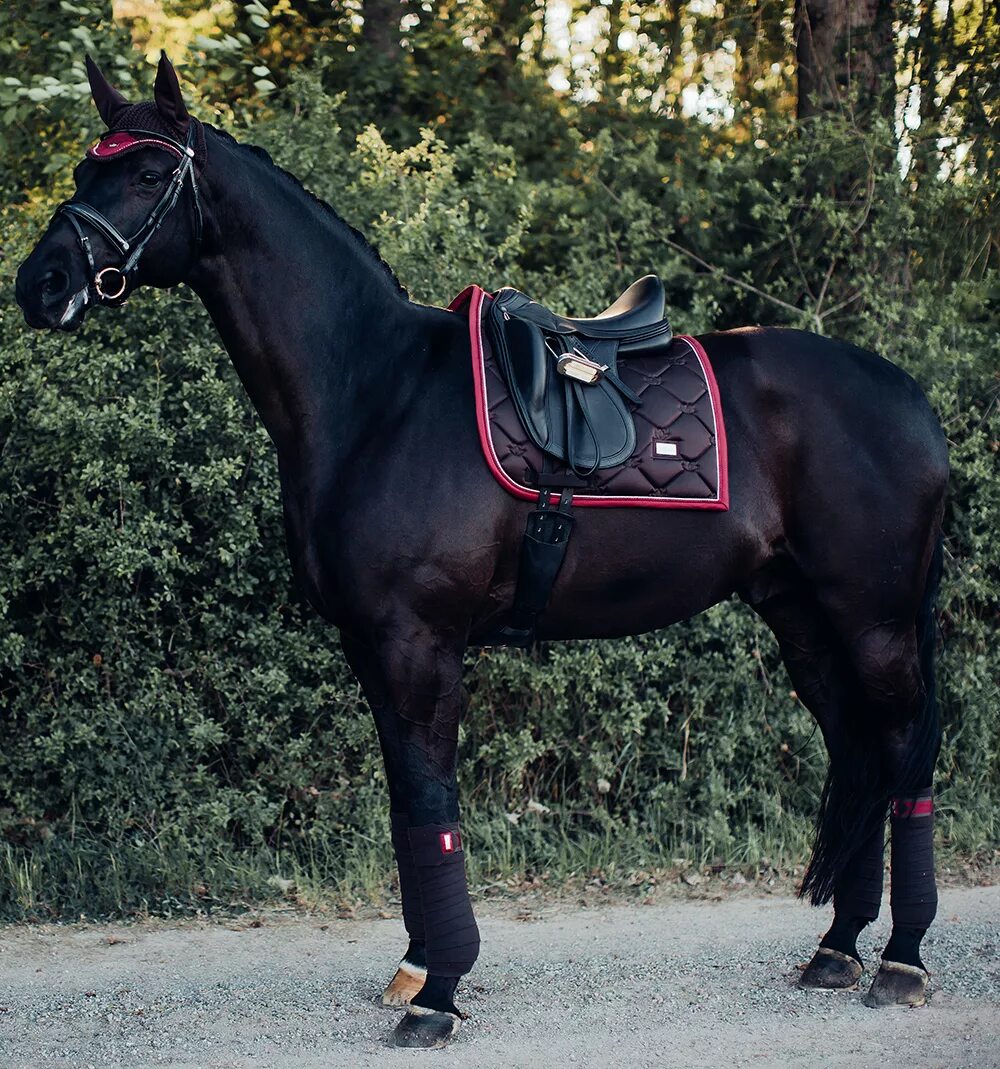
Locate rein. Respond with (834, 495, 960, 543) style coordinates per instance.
(56, 124, 202, 303)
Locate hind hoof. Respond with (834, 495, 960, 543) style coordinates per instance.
(863, 960, 929, 1008)
(800, 947, 863, 990)
(391, 1007, 461, 1048)
(382, 961, 427, 1007)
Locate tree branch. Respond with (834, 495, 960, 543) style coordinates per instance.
(662, 237, 806, 319)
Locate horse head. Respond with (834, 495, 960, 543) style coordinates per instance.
(15, 53, 205, 331)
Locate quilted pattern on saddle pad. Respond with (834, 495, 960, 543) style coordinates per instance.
(451, 285, 729, 510)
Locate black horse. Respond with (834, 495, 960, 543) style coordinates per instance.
(15, 56, 949, 1049)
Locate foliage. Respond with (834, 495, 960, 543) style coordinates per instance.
(0, 5, 997, 918)
(0, 1, 135, 199)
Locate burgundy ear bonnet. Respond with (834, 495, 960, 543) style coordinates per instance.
(85, 54, 207, 166)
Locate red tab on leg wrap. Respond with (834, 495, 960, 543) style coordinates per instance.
(409, 822, 465, 866)
(439, 830, 461, 854)
(892, 797, 933, 818)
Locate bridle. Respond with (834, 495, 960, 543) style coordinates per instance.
(56, 123, 203, 304)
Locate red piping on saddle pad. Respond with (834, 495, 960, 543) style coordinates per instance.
(449, 284, 729, 510)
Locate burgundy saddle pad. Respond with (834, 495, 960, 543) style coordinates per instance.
(450, 285, 729, 510)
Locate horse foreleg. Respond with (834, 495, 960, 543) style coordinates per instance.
(342, 635, 429, 1006)
(381, 810, 429, 1006)
(342, 628, 478, 1048)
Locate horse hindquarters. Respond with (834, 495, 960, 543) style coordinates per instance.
(730, 328, 947, 1001)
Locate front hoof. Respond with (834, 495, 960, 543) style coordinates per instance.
(391, 1007, 461, 1048)
(863, 960, 929, 1008)
(800, 947, 863, 990)
(382, 961, 427, 1007)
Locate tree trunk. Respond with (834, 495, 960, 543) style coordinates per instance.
(362, 0, 402, 59)
(795, 0, 895, 121)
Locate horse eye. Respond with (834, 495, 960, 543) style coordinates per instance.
(138, 172, 162, 188)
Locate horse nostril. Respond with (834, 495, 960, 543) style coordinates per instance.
(40, 268, 70, 305)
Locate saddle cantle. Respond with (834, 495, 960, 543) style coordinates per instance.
(486, 275, 673, 475)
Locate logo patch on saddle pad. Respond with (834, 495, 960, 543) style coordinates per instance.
(449, 285, 729, 510)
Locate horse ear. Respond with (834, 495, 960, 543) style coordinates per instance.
(85, 55, 129, 127)
(153, 51, 190, 131)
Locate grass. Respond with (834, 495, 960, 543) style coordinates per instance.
(2, 801, 995, 923)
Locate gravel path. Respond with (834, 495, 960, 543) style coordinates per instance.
(0, 885, 997, 1069)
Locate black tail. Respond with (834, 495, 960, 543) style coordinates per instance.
(899, 534, 945, 788)
(800, 535, 944, 905)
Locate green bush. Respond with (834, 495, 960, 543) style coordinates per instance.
(1, 74, 996, 920)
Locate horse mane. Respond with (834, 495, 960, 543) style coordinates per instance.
(203, 123, 408, 298)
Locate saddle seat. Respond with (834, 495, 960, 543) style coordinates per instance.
(486, 274, 673, 476)
(550, 274, 665, 333)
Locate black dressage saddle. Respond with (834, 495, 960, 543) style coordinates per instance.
(486, 275, 673, 475)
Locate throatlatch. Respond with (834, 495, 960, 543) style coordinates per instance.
(490, 489, 575, 648)
(407, 823, 480, 978)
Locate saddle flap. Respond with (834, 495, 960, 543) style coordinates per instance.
(488, 295, 636, 473)
(499, 314, 553, 446)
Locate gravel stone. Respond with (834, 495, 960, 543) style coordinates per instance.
(0, 886, 997, 1068)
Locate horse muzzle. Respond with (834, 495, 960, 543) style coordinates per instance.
(14, 234, 93, 329)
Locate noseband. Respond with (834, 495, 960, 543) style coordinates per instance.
(56, 124, 202, 304)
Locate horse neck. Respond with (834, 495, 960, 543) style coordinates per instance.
(186, 133, 429, 465)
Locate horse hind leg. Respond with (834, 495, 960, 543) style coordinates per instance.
(849, 625, 941, 1009)
(830, 540, 944, 1009)
(864, 718, 938, 1009)
(741, 561, 886, 991)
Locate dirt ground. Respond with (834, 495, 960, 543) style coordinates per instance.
(0, 884, 997, 1069)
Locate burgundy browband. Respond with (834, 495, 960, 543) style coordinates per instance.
(87, 129, 187, 162)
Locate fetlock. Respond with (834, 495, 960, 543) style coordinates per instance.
(402, 939, 427, 970)
(820, 915, 869, 967)
(882, 925, 927, 971)
(411, 974, 462, 1018)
